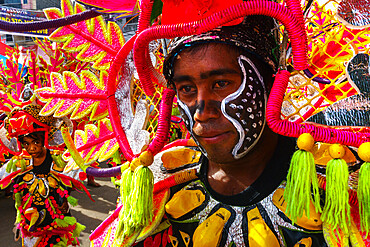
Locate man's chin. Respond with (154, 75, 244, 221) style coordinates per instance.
(196, 138, 236, 161)
(204, 148, 237, 164)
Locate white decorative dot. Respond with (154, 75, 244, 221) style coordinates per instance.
(247, 107, 252, 112)
(242, 99, 248, 103)
(249, 76, 253, 81)
(253, 133, 257, 138)
(247, 137, 252, 141)
(249, 114, 255, 119)
(251, 100, 255, 105)
(237, 105, 244, 110)
(252, 123, 257, 128)
(248, 85, 253, 91)
(236, 113, 241, 118)
(229, 104, 237, 109)
(246, 92, 251, 97)
(259, 120, 263, 126)
(259, 101, 263, 107)
(241, 120, 247, 125)
(253, 93, 256, 99)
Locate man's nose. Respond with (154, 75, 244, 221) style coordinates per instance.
(28, 144, 36, 151)
(193, 91, 220, 122)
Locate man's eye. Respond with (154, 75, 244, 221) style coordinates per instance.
(214, 81, 230, 89)
(179, 85, 195, 93)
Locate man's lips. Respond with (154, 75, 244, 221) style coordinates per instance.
(194, 131, 231, 144)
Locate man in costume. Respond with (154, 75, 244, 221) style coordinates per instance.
(129, 16, 328, 247)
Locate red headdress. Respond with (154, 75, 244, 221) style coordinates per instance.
(0, 104, 72, 155)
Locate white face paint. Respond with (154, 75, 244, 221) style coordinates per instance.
(221, 55, 267, 159)
(177, 55, 266, 159)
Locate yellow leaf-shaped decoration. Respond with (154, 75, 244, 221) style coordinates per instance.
(35, 70, 108, 121)
(63, 119, 119, 166)
(44, 0, 125, 70)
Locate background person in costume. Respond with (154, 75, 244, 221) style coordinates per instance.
(0, 105, 87, 247)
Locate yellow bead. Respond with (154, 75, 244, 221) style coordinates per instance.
(358, 142, 370, 162)
(140, 151, 154, 167)
(328, 144, 345, 159)
(297, 133, 315, 151)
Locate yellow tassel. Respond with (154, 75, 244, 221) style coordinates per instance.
(285, 133, 321, 223)
(321, 144, 350, 235)
(120, 151, 154, 242)
(357, 142, 370, 236)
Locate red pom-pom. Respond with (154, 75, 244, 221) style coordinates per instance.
(79, 172, 87, 181)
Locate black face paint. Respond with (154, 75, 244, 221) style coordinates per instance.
(196, 100, 205, 115)
(178, 99, 222, 156)
(187, 100, 221, 117)
(177, 98, 205, 155)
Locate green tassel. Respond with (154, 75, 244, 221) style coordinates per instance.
(358, 162, 370, 235)
(14, 192, 22, 223)
(114, 152, 154, 245)
(14, 192, 21, 208)
(51, 154, 57, 164)
(72, 222, 86, 238)
(12, 160, 18, 172)
(115, 166, 134, 239)
(63, 216, 77, 225)
(52, 154, 66, 168)
(128, 165, 154, 229)
(67, 196, 78, 207)
(55, 216, 77, 228)
(321, 158, 351, 234)
(284, 149, 321, 222)
(113, 162, 133, 247)
(20, 159, 26, 172)
(6, 158, 14, 173)
(55, 218, 69, 228)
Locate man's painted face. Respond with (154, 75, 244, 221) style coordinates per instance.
(172, 44, 267, 162)
(21, 135, 45, 159)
